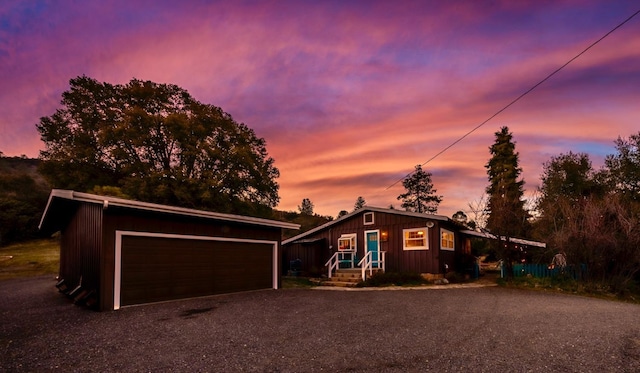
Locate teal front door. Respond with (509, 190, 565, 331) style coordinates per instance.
(366, 231, 379, 268)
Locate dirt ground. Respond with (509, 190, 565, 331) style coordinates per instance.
(2, 275, 640, 372)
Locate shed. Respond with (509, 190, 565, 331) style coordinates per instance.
(39, 190, 299, 310)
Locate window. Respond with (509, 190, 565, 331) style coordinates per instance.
(363, 212, 374, 225)
(441, 229, 455, 251)
(403, 228, 428, 250)
(338, 234, 356, 251)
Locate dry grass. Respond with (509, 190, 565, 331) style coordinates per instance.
(0, 238, 59, 280)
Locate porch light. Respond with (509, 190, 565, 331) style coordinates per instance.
(381, 231, 388, 242)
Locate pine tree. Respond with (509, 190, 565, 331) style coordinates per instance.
(298, 198, 314, 215)
(353, 196, 366, 211)
(397, 165, 443, 214)
(485, 127, 529, 278)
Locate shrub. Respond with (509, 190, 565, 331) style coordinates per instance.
(357, 271, 428, 287)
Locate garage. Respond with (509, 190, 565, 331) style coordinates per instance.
(38, 190, 299, 311)
(116, 233, 277, 308)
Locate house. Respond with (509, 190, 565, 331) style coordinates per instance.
(282, 206, 544, 280)
(39, 190, 299, 311)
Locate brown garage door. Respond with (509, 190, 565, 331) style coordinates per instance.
(120, 235, 273, 307)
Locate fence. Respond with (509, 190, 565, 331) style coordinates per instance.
(501, 263, 587, 280)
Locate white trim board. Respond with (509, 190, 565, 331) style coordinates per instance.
(41, 189, 299, 231)
(114, 230, 279, 310)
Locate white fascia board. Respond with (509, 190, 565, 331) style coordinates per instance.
(46, 189, 299, 230)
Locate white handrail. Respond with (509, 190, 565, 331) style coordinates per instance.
(325, 250, 357, 278)
(358, 251, 372, 281)
(358, 251, 386, 281)
(325, 252, 340, 279)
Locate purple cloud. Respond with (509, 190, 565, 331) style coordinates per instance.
(1, 0, 639, 217)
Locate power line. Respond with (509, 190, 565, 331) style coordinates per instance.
(385, 8, 640, 191)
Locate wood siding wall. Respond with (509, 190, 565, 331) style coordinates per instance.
(99, 207, 282, 311)
(59, 203, 103, 292)
(282, 239, 327, 276)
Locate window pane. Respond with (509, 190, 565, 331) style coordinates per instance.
(406, 239, 424, 247)
(441, 230, 454, 250)
(403, 228, 428, 250)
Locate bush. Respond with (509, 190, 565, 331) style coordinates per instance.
(357, 271, 428, 287)
(497, 275, 640, 303)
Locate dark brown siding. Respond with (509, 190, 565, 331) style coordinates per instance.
(100, 207, 281, 310)
(283, 211, 466, 275)
(322, 212, 442, 274)
(282, 239, 327, 276)
(120, 236, 273, 306)
(59, 203, 102, 293)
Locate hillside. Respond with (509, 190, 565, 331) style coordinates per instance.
(0, 155, 50, 245)
(273, 210, 332, 239)
(0, 155, 45, 183)
(0, 154, 331, 244)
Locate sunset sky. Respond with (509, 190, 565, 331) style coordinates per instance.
(1, 1, 639, 218)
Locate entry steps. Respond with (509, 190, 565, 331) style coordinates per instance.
(321, 268, 383, 287)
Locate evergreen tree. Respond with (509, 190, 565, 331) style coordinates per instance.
(397, 165, 442, 214)
(353, 196, 366, 211)
(485, 127, 529, 278)
(298, 198, 314, 215)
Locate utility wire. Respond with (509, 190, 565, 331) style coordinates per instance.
(385, 8, 640, 191)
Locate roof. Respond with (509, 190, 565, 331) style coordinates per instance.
(460, 229, 547, 248)
(280, 205, 546, 248)
(282, 206, 449, 245)
(39, 189, 300, 234)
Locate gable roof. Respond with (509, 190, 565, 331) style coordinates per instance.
(39, 189, 300, 234)
(283, 206, 449, 245)
(282, 205, 547, 248)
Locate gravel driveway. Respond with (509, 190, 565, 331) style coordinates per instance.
(1, 276, 639, 372)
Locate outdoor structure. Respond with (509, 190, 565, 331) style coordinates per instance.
(283, 207, 466, 279)
(39, 190, 299, 311)
(282, 206, 545, 280)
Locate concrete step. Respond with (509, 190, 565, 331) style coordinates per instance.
(333, 272, 362, 279)
(320, 280, 359, 288)
(320, 268, 385, 287)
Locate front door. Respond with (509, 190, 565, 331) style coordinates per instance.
(365, 230, 379, 268)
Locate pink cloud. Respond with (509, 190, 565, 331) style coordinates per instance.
(1, 0, 639, 218)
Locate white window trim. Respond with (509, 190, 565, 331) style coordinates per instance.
(363, 212, 375, 225)
(114, 230, 278, 310)
(441, 228, 455, 251)
(402, 227, 429, 251)
(338, 233, 357, 251)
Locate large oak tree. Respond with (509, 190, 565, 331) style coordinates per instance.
(37, 76, 280, 215)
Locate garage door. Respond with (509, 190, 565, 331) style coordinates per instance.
(117, 234, 275, 308)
